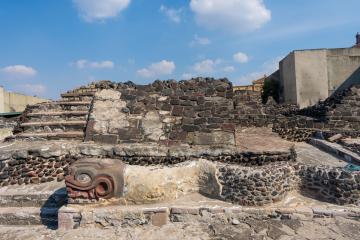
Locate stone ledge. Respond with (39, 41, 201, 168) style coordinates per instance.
(309, 138, 360, 164)
(58, 204, 360, 230)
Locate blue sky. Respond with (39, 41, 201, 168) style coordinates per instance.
(0, 0, 359, 99)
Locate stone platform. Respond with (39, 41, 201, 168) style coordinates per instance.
(1, 208, 360, 240)
(59, 191, 360, 230)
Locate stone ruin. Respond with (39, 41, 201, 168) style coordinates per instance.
(0, 77, 359, 229)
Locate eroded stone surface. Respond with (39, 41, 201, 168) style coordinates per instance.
(124, 162, 200, 204)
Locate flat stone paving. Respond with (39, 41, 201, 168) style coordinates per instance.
(236, 127, 293, 152)
(295, 142, 347, 167)
(236, 127, 347, 167)
(0, 216, 359, 240)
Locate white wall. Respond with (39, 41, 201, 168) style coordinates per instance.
(0, 87, 4, 113)
(294, 50, 329, 108)
(279, 52, 297, 104)
(0, 87, 48, 113)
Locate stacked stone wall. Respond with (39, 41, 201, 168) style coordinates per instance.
(11, 79, 360, 143)
(74, 79, 301, 144)
(0, 143, 358, 206)
(217, 162, 298, 206)
(233, 91, 299, 128)
(0, 143, 294, 187)
(86, 78, 237, 146)
(215, 162, 359, 206)
(0, 117, 16, 141)
(273, 85, 360, 142)
(297, 165, 360, 205)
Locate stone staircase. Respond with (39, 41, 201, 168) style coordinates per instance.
(0, 187, 66, 228)
(12, 89, 97, 140)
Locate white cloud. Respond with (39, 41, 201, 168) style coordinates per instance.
(193, 59, 224, 74)
(223, 66, 235, 73)
(182, 73, 193, 79)
(137, 60, 176, 78)
(0, 65, 37, 79)
(74, 59, 115, 69)
(193, 59, 217, 73)
(233, 52, 249, 63)
(190, 0, 271, 33)
(237, 56, 283, 85)
(16, 84, 47, 96)
(160, 5, 183, 23)
(73, 0, 131, 22)
(190, 34, 211, 47)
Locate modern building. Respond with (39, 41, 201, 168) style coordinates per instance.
(277, 34, 360, 108)
(0, 86, 48, 114)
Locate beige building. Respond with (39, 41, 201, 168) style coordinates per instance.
(233, 75, 266, 93)
(278, 35, 360, 108)
(0, 87, 48, 113)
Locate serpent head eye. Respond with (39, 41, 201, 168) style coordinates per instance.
(76, 173, 92, 184)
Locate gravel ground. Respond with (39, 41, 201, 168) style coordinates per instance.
(0, 216, 359, 240)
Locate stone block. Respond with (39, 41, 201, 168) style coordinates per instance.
(194, 118, 207, 125)
(208, 118, 224, 124)
(169, 131, 187, 141)
(93, 134, 118, 144)
(190, 131, 235, 145)
(182, 125, 200, 132)
(95, 89, 121, 100)
(170, 99, 180, 105)
(328, 134, 343, 142)
(161, 104, 172, 111)
(151, 211, 169, 227)
(117, 128, 143, 142)
(198, 110, 211, 117)
(58, 207, 81, 230)
(142, 111, 164, 141)
(172, 106, 183, 116)
(183, 109, 195, 118)
(171, 207, 199, 215)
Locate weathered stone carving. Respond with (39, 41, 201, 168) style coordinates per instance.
(65, 158, 125, 203)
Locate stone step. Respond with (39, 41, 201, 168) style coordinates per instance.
(61, 92, 95, 98)
(0, 207, 58, 226)
(0, 192, 67, 208)
(26, 101, 92, 114)
(28, 105, 91, 114)
(26, 111, 89, 117)
(15, 131, 84, 139)
(36, 101, 92, 106)
(26, 116, 88, 123)
(60, 96, 94, 102)
(20, 121, 87, 127)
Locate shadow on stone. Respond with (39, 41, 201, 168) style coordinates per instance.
(40, 187, 67, 230)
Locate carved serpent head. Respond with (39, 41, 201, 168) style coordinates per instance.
(65, 158, 125, 204)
